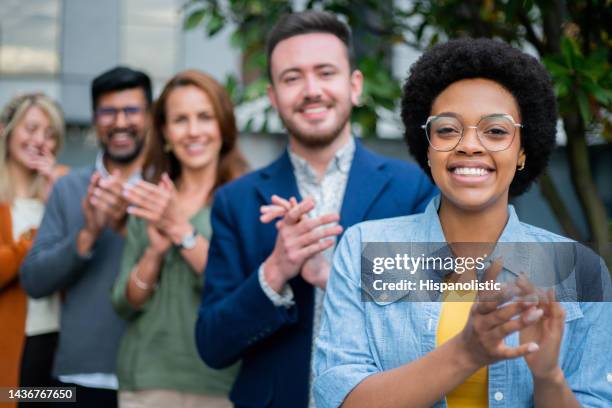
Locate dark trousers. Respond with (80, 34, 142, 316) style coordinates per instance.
(50, 384, 117, 408)
(18, 333, 117, 408)
(19, 333, 59, 408)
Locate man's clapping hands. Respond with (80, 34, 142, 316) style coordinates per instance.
(260, 195, 340, 290)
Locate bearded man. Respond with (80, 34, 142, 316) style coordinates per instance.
(21, 66, 151, 408)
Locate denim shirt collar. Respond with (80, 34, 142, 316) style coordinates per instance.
(421, 195, 530, 280)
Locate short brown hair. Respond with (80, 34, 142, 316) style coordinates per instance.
(266, 10, 355, 81)
(143, 70, 248, 202)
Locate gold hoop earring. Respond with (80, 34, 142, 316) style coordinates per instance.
(517, 161, 525, 171)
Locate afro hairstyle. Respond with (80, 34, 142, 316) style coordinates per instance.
(401, 38, 557, 196)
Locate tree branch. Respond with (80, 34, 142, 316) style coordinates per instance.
(563, 111, 611, 262)
(540, 0, 564, 53)
(517, 9, 545, 55)
(538, 172, 582, 240)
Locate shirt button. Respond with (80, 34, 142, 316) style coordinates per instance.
(494, 391, 504, 401)
(607, 373, 612, 383)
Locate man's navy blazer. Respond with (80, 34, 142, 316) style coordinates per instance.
(196, 140, 437, 407)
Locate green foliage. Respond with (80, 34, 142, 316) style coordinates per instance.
(544, 38, 611, 139)
(183, 1, 226, 35)
(182, 0, 406, 136)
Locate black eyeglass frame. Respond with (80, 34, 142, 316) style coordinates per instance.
(94, 106, 145, 125)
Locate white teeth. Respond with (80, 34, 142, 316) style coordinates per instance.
(453, 167, 489, 176)
(303, 107, 327, 114)
(186, 143, 205, 152)
(112, 134, 130, 141)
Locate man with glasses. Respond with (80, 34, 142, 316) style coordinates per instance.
(21, 66, 151, 408)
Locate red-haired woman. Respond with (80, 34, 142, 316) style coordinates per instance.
(111, 70, 247, 408)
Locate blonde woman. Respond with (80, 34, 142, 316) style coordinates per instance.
(0, 93, 67, 402)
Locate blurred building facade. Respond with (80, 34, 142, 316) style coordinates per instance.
(0, 0, 240, 121)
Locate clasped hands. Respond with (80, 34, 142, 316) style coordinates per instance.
(260, 195, 342, 290)
(459, 260, 566, 383)
(81, 171, 129, 239)
(122, 173, 194, 256)
(81, 172, 190, 256)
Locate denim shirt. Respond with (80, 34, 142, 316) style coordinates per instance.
(314, 196, 612, 407)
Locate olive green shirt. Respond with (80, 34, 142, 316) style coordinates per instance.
(112, 208, 238, 395)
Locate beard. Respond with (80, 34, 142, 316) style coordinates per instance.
(100, 127, 145, 164)
(280, 99, 352, 149)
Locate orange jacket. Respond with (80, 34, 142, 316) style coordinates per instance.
(0, 166, 69, 407)
(0, 204, 31, 407)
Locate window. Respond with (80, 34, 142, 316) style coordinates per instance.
(0, 0, 61, 75)
(120, 0, 179, 81)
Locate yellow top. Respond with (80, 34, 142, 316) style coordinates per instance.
(436, 290, 488, 407)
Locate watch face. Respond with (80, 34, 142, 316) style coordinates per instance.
(182, 231, 197, 249)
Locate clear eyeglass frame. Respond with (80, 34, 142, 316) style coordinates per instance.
(421, 113, 523, 152)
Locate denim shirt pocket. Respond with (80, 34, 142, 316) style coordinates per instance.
(365, 300, 437, 372)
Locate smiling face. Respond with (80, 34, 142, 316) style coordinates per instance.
(8, 105, 58, 170)
(267, 32, 362, 148)
(163, 85, 222, 172)
(94, 88, 148, 164)
(428, 78, 525, 212)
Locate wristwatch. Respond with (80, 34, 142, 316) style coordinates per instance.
(176, 228, 197, 250)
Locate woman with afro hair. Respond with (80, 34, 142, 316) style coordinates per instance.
(313, 38, 611, 408)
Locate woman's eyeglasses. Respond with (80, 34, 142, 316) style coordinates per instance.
(422, 114, 522, 152)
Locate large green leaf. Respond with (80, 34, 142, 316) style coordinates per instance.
(184, 8, 207, 30)
(560, 37, 580, 70)
(576, 90, 592, 125)
(543, 58, 571, 77)
(207, 12, 226, 36)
